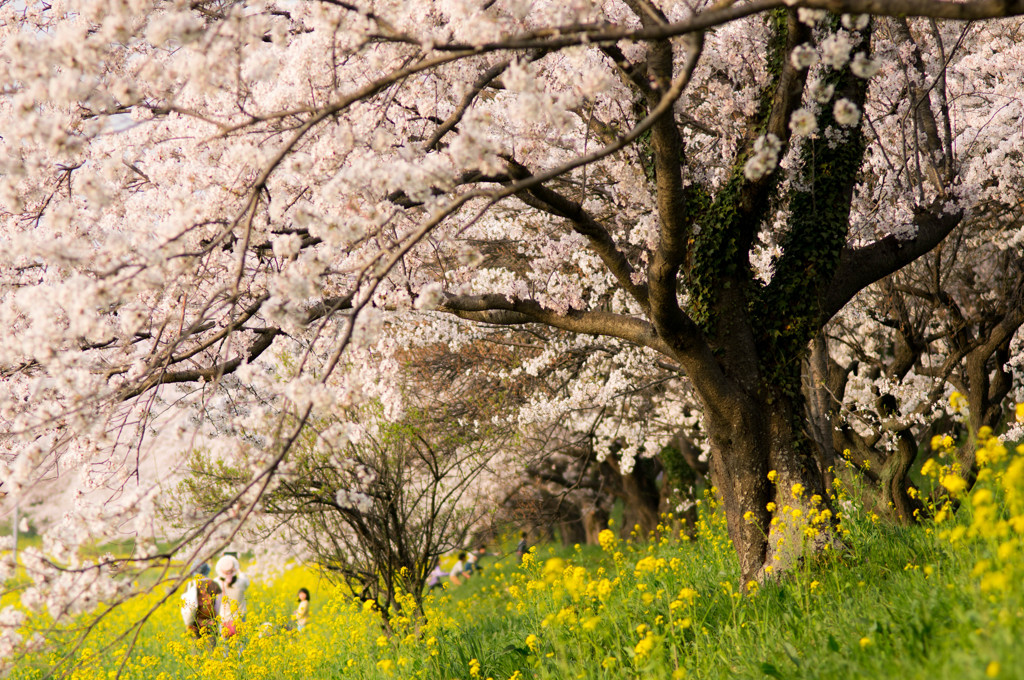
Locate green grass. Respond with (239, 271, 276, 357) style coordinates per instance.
(427, 511, 1019, 680)
(6, 456, 1024, 680)
(8, 523, 1023, 679)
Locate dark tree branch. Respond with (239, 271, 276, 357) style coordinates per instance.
(423, 56, 538, 151)
(823, 204, 963, 323)
(421, 1, 1024, 54)
(645, 34, 708, 354)
(440, 292, 673, 356)
(117, 294, 354, 399)
(891, 18, 949, 192)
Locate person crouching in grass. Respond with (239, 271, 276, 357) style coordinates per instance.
(188, 577, 222, 650)
(449, 552, 470, 586)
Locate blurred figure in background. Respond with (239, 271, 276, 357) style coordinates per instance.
(215, 555, 250, 637)
(185, 577, 222, 650)
(515, 531, 529, 562)
(449, 552, 469, 586)
(426, 560, 449, 591)
(295, 588, 311, 631)
(466, 545, 488, 575)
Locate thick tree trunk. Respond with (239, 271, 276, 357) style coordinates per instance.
(705, 388, 834, 585)
(620, 456, 663, 539)
(805, 333, 925, 525)
(557, 507, 588, 546)
(960, 336, 1018, 483)
(804, 334, 843, 488)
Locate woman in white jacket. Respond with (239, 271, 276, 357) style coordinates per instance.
(215, 555, 250, 635)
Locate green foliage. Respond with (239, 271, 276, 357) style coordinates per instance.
(756, 17, 871, 401)
(684, 9, 788, 334)
(658, 444, 704, 510)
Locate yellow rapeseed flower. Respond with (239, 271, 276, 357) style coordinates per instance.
(980, 570, 1009, 592)
(977, 437, 1008, 465)
(634, 632, 656, 657)
(941, 474, 968, 496)
(634, 556, 666, 576)
(767, 470, 779, 483)
(987, 661, 1001, 678)
(543, 557, 565, 580)
(859, 637, 872, 649)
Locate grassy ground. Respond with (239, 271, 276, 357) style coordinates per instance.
(5, 431, 1024, 679)
(428, 505, 1020, 680)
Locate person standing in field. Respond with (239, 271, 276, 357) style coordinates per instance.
(515, 531, 529, 562)
(295, 588, 310, 631)
(187, 577, 222, 649)
(215, 555, 250, 637)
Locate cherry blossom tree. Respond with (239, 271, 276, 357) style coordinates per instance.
(4, 2, 1024, 664)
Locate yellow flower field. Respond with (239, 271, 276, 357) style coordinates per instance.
(5, 424, 1024, 680)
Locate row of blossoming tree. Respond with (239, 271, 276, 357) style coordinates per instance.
(2, 0, 1024, 669)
